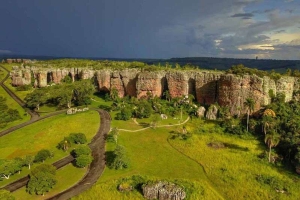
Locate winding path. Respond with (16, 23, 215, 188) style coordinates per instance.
(0, 65, 111, 199)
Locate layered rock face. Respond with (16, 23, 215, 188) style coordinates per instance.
(10, 66, 300, 115)
(166, 71, 189, 98)
(196, 72, 222, 105)
(218, 74, 265, 115)
(10, 66, 32, 86)
(136, 71, 166, 98)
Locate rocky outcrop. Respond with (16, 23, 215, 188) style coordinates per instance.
(136, 71, 166, 98)
(142, 181, 186, 200)
(197, 106, 206, 118)
(111, 71, 125, 97)
(206, 105, 218, 120)
(276, 76, 294, 102)
(196, 72, 221, 105)
(9, 66, 300, 115)
(166, 71, 189, 98)
(120, 68, 139, 96)
(96, 69, 111, 92)
(10, 66, 31, 86)
(218, 74, 265, 115)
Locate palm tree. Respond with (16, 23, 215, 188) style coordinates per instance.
(262, 109, 276, 135)
(264, 132, 281, 163)
(244, 98, 255, 132)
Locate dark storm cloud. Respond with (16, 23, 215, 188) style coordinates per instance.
(0, 0, 299, 59)
(231, 13, 254, 18)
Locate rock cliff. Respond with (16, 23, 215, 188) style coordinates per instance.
(10, 66, 300, 115)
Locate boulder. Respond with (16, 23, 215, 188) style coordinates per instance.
(197, 106, 206, 118)
(206, 105, 218, 120)
(142, 181, 186, 200)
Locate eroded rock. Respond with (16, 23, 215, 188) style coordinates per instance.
(142, 181, 186, 200)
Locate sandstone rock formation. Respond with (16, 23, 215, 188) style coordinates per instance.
(10, 66, 300, 115)
(206, 104, 218, 120)
(197, 106, 206, 118)
(142, 181, 186, 200)
(136, 71, 166, 98)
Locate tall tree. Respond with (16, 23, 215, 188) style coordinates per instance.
(244, 98, 255, 132)
(26, 164, 57, 196)
(265, 132, 281, 163)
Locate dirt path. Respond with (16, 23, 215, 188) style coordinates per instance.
(47, 109, 111, 200)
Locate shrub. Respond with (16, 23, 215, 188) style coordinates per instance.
(34, 149, 52, 163)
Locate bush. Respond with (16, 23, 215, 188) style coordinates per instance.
(69, 133, 87, 144)
(110, 145, 129, 170)
(34, 149, 52, 163)
(72, 145, 91, 157)
(75, 155, 93, 168)
(16, 85, 32, 91)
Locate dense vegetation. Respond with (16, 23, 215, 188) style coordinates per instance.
(0, 96, 21, 128)
(24, 79, 95, 110)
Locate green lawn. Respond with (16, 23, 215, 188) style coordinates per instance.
(0, 111, 99, 187)
(12, 164, 87, 200)
(73, 115, 224, 200)
(168, 119, 300, 200)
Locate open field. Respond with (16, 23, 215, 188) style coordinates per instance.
(12, 164, 87, 200)
(73, 115, 224, 200)
(0, 111, 99, 187)
(74, 116, 300, 200)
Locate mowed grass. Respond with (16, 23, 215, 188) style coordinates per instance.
(12, 164, 87, 200)
(169, 119, 300, 200)
(0, 111, 99, 187)
(74, 117, 224, 200)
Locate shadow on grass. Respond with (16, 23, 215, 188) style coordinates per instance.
(223, 143, 249, 152)
(139, 122, 150, 128)
(105, 151, 115, 168)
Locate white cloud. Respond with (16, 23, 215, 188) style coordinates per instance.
(0, 49, 12, 54)
(156, 0, 300, 59)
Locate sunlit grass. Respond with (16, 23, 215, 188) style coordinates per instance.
(74, 118, 224, 200)
(0, 111, 99, 187)
(168, 118, 300, 200)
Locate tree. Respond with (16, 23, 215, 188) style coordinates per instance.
(0, 159, 22, 179)
(69, 133, 87, 144)
(57, 137, 72, 151)
(75, 155, 93, 168)
(24, 155, 34, 170)
(265, 132, 281, 163)
(111, 145, 129, 170)
(0, 189, 15, 200)
(150, 114, 161, 129)
(244, 98, 255, 132)
(110, 127, 119, 144)
(24, 88, 49, 110)
(26, 164, 57, 196)
(34, 149, 52, 163)
(73, 145, 91, 158)
(262, 115, 276, 135)
(73, 145, 93, 168)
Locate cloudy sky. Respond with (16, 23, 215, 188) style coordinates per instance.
(0, 0, 299, 59)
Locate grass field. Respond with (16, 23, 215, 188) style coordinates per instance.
(73, 115, 224, 200)
(0, 111, 99, 187)
(74, 116, 300, 200)
(168, 119, 300, 200)
(12, 164, 87, 200)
